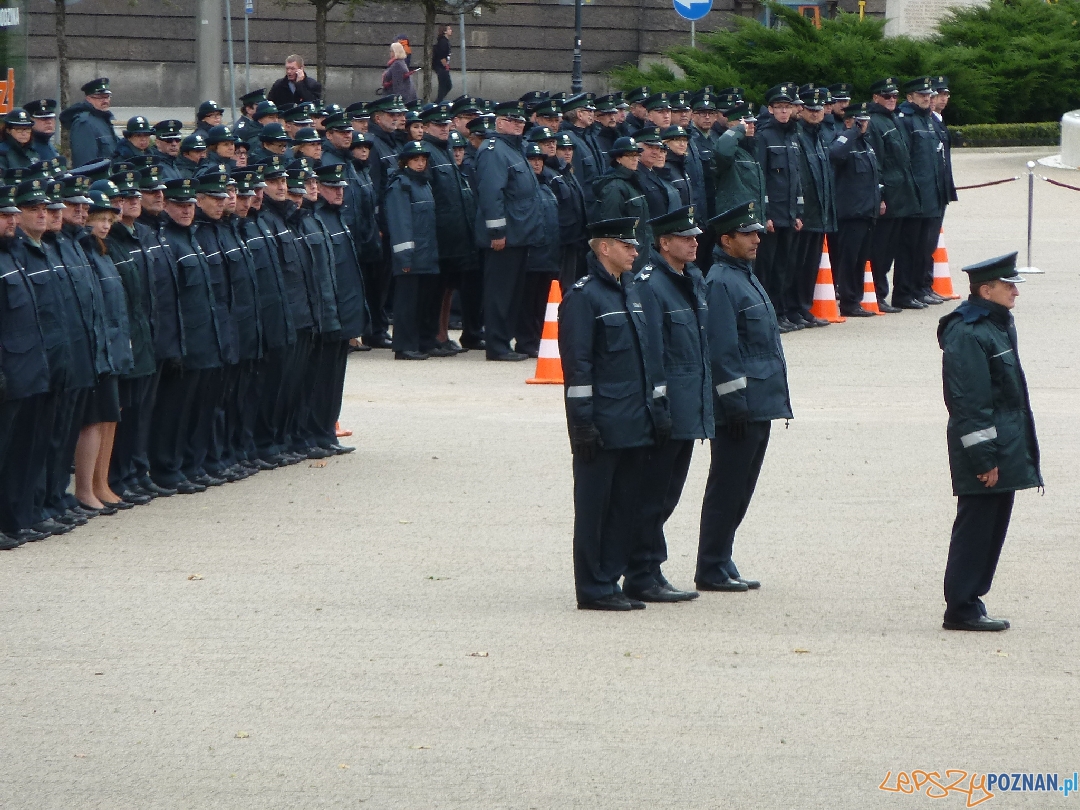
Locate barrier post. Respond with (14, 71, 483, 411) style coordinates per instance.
(1019, 161, 1044, 274)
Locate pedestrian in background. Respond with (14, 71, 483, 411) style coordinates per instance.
(433, 25, 453, 103)
(268, 55, 322, 108)
(384, 42, 418, 105)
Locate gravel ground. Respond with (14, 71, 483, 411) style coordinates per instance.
(2, 147, 1077, 809)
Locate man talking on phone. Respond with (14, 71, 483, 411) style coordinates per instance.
(268, 55, 323, 107)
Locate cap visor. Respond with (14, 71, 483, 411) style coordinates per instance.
(736, 222, 766, 233)
(616, 237, 639, 246)
(63, 194, 95, 205)
(674, 226, 703, 237)
(46, 202, 67, 210)
(0, 205, 22, 214)
(1001, 273, 1026, 283)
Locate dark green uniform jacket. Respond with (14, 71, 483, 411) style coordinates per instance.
(705, 249, 793, 425)
(80, 233, 134, 376)
(160, 214, 226, 370)
(313, 198, 370, 339)
(48, 227, 108, 387)
(937, 297, 1042, 496)
(897, 102, 947, 219)
(558, 252, 671, 450)
(422, 134, 478, 262)
(865, 103, 919, 219)
(242, 209, 294, 352)
(136, 212, 185, 360)
(594, 165, 651, 252)
(0, 238, 50, 400)
(220, 213, 264, 361)
(384, 167, 439, 275)
(829, 127, 881, 221)
(59, 102, 118, 168)
(0, 135, 36, 171)
(474, 133, 543, 248)
(106, 224, 156, 378)
(755, 116, 803, 228)
(711, 126, 766, 222)
(795, 120, 836, 233)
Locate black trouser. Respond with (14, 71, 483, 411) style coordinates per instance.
(30, 387, 62, 525)
(572, 446, 648, 604)
(869, 216, 903, 302)
(46, 386, 90, 519)
(943, 491, 1015, 622)
(435, 67, 453, 102)
(833, 218, 875, 311)
(893, 217, 937, 305)
(755, 226, 797, 317)
(439, 257, 484, 345)
(482, 246, 529, 358)
(625, 439, 695, 591)
(789, 230, 824, 319)
(233, 359, 260, 463)
(361, 257, 392, 341)
(696, 421, 771, 583)
(311, 336, 349, 448)
(254, 345, 288, 459)
(110, 373, 157, 492)
(280, 327, 314, 453)
(515, 271, 556, 357)
(183, 366, 223, 480)
(392, 273, 440, 354)
(0, 395, 44, 532)
(150, 362, 202, 487)
(206, 362, 239, 475)
(920, 214, 945, 296)
(558, 243, 587, 295)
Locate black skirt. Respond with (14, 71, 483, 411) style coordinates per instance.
(83, 375, 121, 424)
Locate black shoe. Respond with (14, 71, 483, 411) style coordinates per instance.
(192, 475, 226, 487)
(796, 313, 830, 328)
(394, 351, 429, 360)
(840, 305, 875, 317)
(329, 444, 355, 455)
(427, 345, 457, 358)
(74, 502, 101, 518)
(32, 519, 68, 537)
(143, 481, 178, 497)
(101, 499, 136, 511)
(943, 615, 1010, 631)
(695, 577, 750, 592)
(363, 335, 393, 349)
(11, 527, 49, 544)
(486, 351, 530, 361)
(119, 491, 153, 506)
(78, 500, 115, 516)
(624, 584, 690, 603)
(54, 510, 88, 527)
(1, 532, 25, 550)
(459, 337, 486, 350)
(349, 340, 372, 352)
(877, 300, 902, 314)
(655, 575, 700, 601)
(578, 593, 639, 611)
(734, 577, 761, 590)
(895, 298, 928, 310)
(175, 480, 207, 495)
(306, 446, 333, 459)
(919, 293, 944, 306)
(441, 339, 466, 353)
(251, 458, 277, 471)
(776, 317, 802, 333)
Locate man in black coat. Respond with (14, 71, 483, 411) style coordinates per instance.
(558, 217, 672, 611)
(268, 55, 323, 108)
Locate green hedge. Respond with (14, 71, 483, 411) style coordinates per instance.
(950, 122, 1060, 147)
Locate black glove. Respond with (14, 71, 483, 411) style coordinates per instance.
(570, 424, 603, 463)
(655, 417, 672, 446)
(726, 413, 748, 441)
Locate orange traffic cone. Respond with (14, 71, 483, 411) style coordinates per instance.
(335, 422, 352, 438)
(861, 262, 883, 315)
(809, 236, 846, 324)
(527, 280, 563, 385)
(932, 228, 960, 300)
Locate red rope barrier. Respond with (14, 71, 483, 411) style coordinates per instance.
(1038, 176, 1080, 193)
(955, 176, 1020, 191)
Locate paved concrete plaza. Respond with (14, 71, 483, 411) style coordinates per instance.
(2, 148, 1078, 808)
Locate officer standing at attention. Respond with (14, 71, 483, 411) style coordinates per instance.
(474, 100, 542, 361)
(620, 88, 650, 137)
(195, 101, 226, 137)
(696, 202, 792, 592)
(559, 94, 603, 212)
(60, 78, 119, 168)
(937, 253, 1041, 631)
(24, 100, 60, 162)
(0, 109, 37, 170)
(559, 217, 671, 611)
(624, 206, 711, 603)
(232, 89, 267, 144)
(151, 120, 184, 181)
(113, 116, 155, 162)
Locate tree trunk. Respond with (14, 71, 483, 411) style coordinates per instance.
(56, 0, 71, 159)
(422, 2, 436, 103)
(315, 0, 328, 89)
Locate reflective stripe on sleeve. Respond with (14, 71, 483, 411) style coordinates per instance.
(835, 135, 848, 145)
(961, 426, 998, 448)
(715, 377, 747, 397)
(392, 241, 415, 253)
(566, 385, 593, 398)
(486, 218, 506, 228)
(653, 385, 667, 399)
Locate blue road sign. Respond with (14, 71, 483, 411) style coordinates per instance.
(673, 0, 711, 20)
(245, 0, 255, 14)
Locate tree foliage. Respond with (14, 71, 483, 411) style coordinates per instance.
(611, 0, 1080, 124)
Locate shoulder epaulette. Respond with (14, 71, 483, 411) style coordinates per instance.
(486, 138, 496, 150)
(573, 276, 590, 289)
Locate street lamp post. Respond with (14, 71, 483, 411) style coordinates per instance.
(571, 0, 583, 93)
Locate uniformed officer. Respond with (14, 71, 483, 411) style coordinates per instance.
(0, 109, 36, 171)
(634, 126, 681, 246)
(938, 253, 1041, 631)
(206, 126, 240, 169)
(292, 127, 322, 162)
(518, 142, 562, 358)
(60, 78, 119, 168)
(696, 202, 793, 592)
(559, 216, 671, 611)
(233, 88, 267, 144)
(594, 136, 650, 259)
(928, 75, 958, 302)
(896, 76, 948, 309)
(755, 84, 804, 332)
(23, 99, 60, 162)
(620, 87, 650, 136)
(111, 116, 154, 163)
(559, 94, 603, 213)
(711, 100, 765, 221)
(244, 101, 282, 149)
(624, 205, 711, 602)
(150, 120, 184, 181)
(248, 124, 292, 165)
(866, 77, 917, 313)
(474, 100, 543, 361)
(829, 102, 883, 317)
(0, 184, 53, 547)
(592, 94, 621, 159)
(195, 100, 226, 137)
(176, 134, 209, 179)
(548, 131, 589, 292)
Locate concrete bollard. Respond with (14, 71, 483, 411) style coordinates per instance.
(1060, 110, 1080, 168)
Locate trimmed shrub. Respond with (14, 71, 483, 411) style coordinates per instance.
(951, 122, 1061, 147)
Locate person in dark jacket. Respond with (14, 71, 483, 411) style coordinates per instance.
(150, 119, 184, 182)
(661, 125, 708, 223)
(474, 100, 544, 361)
(432, 25, 454, 102)
(895, 76, 949, 309)
(24, 99, 60, 162)
(594, 137, 651, 259)
(0, 108, 36, 171)
(829, 103, 883, 316)
(550, 131, 589, 292)
(790, 87, 835, 328)
(755, 85, 805, 333)
(385, 141, 441, 359)
(516, 143, 562, 358)
(232, 88, 267, 145)
(175, 134, 208, 180)
(559, 217, 672, 611)
(0, 185, 53, 548)
(696, 201, 793, 592)
(559, 94, 604, 214)
(112, 116, 154, 162)
(194, 100, 225, 137)
(60, 78, 119, 168)
(710, 101, 766, 222)
(624, 206, 712, 603)
(865, 77, 917, 313)
(635, 127, 681, 222)
(268, 55, 323, 108)
(937, 253, 1041, 631)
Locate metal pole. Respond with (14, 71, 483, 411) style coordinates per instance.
(459, 11, 467, 95)
(196, 0, 225, 110)
(225, 0, 237, 123)
(1019, 161, 1043, 274)
(690, 21, 695, 48)
(244, 5, 251, 95)
(571, 0, 583, 94)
